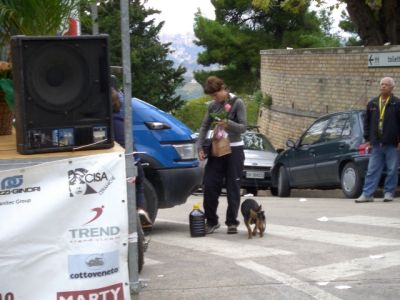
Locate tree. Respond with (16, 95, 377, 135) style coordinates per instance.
(194, 0, 340, 94)
(80, 0, 186, 112)
(255, 0, 399, 45)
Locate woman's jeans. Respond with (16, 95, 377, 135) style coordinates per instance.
(362, 144, 398, 197)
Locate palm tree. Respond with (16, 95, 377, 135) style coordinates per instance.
(0, 0, 81, 57)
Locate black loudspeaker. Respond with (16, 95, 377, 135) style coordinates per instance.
(11, 35, 114, 154)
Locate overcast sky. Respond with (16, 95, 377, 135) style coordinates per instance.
(144, 0, 345, 37)
(144, 0, 215, 35)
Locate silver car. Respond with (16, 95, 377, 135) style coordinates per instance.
(241, 131, 278, 196)
(196, 129, 278, 196)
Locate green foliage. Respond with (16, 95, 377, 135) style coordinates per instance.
(194, 0, 341, 94)
(80, 0, 186, 112)
(174, 91, 262, 131)
(253, 90, 272, 108)
(174, 96, 210, 131)
(0, 0, 80, 49)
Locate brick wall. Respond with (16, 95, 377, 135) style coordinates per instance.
(259, 45, 400, 148)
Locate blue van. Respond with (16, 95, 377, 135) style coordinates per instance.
(113, 98, 202, 221)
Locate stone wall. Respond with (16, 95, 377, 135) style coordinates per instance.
(259, 45, 400, 148)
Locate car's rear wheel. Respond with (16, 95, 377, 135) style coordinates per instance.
(341, 162, 363, 198)
(277, 166, 291, 197)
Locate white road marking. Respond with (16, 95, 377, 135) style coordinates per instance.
(297, 250, 400, 282)
(151, 234, 293, 259)
(145, 257, 163, 266)
(157, 218, 400, 249)
(236, 260, 343, 300)
(329, 215, 400, 229)
(268, 224, 400, 248)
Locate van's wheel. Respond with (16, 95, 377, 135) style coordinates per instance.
(277, 165, 291, 197)
(137, 218, 145, 273)
(143, 178, 158, 223)
(341, 162, 363, 198)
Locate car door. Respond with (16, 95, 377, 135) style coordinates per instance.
(313, 113, 352, 185)
(289, 117, 330, 186)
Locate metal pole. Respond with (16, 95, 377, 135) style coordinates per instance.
(120, 0, 139, 297)
(90, 2, 99, 35)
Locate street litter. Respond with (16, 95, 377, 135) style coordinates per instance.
(299, 198, 307, 202)
(335, 285, 351, 289)
(157, 274, 165, 278)
(316, 282, 329, 286)
(317, 216, 329, 222)
(244, 193, 254, 197)
(369, 254, 385, 259)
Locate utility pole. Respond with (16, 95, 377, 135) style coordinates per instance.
(119, 0, 139, 298)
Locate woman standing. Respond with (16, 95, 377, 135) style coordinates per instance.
(197, 76, 247, 234)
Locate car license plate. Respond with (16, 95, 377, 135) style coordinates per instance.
(246, 171, 264, 179)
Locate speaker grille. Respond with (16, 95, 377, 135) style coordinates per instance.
(26, 43, 91, 111)
(11, 35, 114, 154)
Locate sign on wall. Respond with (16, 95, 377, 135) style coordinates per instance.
(0, 152, 130, 300)
(368, 52, 400, 67)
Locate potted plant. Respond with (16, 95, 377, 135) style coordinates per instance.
(0, 0, 81, 135)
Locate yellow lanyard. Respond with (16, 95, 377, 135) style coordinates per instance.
(378, 96, 390, 129)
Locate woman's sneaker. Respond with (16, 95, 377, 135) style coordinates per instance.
(227, 225, 238, 234)
(205, 223, 220, 234)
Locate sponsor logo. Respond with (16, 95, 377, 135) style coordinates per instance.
(1, 175, 23, 189)
(57, 283, 124, 300)
(69, 226, 120, 243)
(84, 206, 104, 225)
(0, 292, 15, 300)
(68, 250, 119, 279)
(0, 175, 40, 197)
(68, 168, 115, 197)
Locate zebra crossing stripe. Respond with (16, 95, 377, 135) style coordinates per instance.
(296, 250, 400, 282)
(329, 215, 400, 229)
(151, 233, 293, 259)
(236, 260, 343, 300)
(157, 219, 400, 249)
(268, 224, 400, 248)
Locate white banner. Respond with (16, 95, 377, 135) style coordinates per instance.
(0, 152, 130, 300)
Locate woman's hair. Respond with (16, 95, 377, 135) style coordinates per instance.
(111, 87, 121, 113)
(203, 76, 226, 95)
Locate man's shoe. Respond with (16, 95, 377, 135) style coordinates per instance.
(205, 223, 220, 234)
(138, 208, 153, 228)
(383, 192, 394, 202)
(227, 225, 238, 234)
(355, 194, 374, 203)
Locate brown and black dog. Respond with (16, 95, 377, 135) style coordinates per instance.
(240, 198, 266, 239)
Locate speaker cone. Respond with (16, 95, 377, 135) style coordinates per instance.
(26, 43, 91, 112)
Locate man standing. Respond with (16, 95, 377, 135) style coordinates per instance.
(356, 77, 400, 203)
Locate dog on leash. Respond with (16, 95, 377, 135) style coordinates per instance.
(240, 198, 266, 239)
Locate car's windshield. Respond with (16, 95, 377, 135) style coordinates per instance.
(242, 133, 276, 152)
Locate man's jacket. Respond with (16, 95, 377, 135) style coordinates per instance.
(364, 95, 400, 146)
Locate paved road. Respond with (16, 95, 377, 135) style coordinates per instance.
(138, 190, 400, 300)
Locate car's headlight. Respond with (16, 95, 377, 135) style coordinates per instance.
(172, 143, 197, 160)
